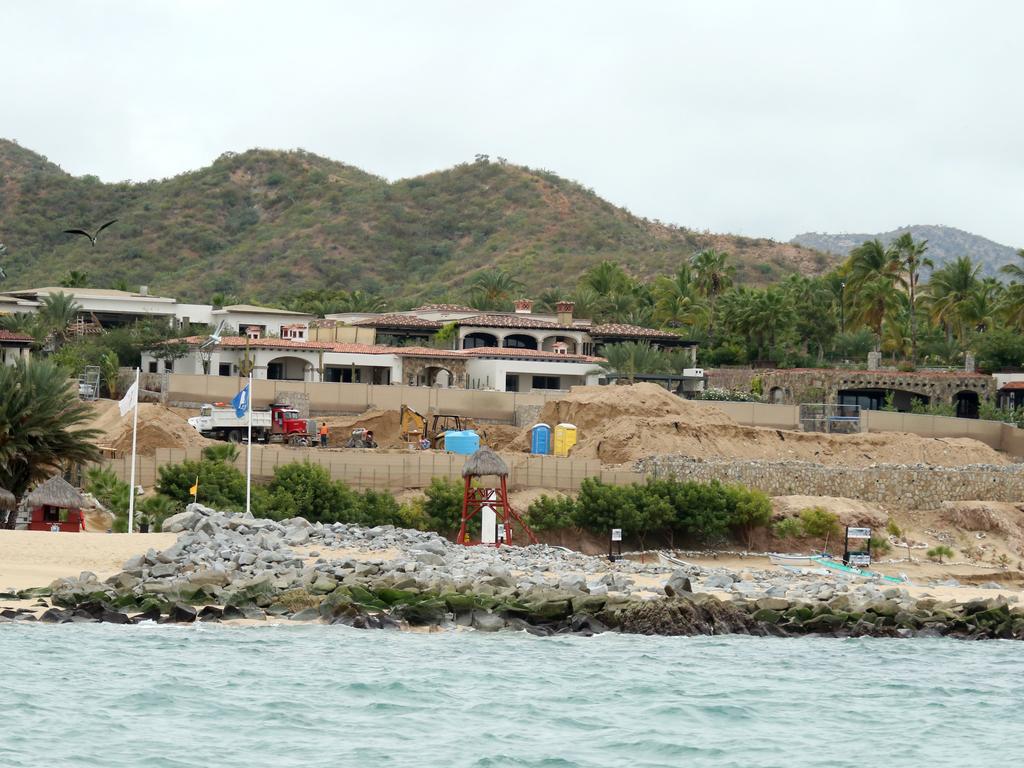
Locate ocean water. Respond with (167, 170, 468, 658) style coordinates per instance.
(1, 625, 1021, 768)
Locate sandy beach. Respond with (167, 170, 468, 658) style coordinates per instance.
(0, 530, 176, 592)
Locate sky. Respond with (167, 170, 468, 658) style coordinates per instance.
(3, 1, 1022, 246)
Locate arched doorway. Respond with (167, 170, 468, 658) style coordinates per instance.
(503, 334, 538, 350)
(769, 386, 786, 404)
(266, 356, 311, 381)
(954, 390, 980, 419)
(463, 332, 498, 349)
(422, 366, 454, 387)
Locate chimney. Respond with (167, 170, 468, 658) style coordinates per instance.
(514, 298, 534, 314)
(139, 285, 149, 296)
(556, 300, 575, 326)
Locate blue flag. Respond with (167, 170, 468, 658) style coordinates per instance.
(231, 383, 250, 418)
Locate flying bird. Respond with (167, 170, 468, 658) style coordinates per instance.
(199, 320, 227, 350)
(63, 219, 118, 245)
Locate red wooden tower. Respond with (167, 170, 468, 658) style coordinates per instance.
(456, 448, 537, 547)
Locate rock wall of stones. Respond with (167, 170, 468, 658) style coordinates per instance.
(637, 455, 1024, 509)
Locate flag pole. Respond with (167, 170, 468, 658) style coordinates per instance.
(127, 368, 140, 534)
(245, 372, 252, 515)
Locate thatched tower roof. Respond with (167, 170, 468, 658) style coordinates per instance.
(0, 487, 15, 511)
(462, 447, 509, 478)
(26, 475, 87, 509)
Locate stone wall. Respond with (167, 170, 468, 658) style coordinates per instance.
(638, 455, 1024, 509)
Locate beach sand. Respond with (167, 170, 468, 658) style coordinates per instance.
(0, 530, 176, 591)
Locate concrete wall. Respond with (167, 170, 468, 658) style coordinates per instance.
(712, 402, 800, 429)
(99, 447, 642, 493)
(639, 455, 1024, 509)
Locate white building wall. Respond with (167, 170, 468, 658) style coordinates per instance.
(323, 351, 403, 383)
(215, 310, 314, 337)
(465, 358, 602, 391)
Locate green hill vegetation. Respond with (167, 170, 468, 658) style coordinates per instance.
(0, 139, 830, 304)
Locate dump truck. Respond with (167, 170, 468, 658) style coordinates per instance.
(188, 403, 316, 445)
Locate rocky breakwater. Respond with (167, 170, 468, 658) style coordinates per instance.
(3, 504, 1023, 640)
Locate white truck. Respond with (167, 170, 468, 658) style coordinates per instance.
(188, 402, 316, 445)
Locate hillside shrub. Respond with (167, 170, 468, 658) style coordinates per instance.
(524, 494, 578, 531)
(157, 459, 246, 511)
(772, 517, 804, 540)
(798, 506, 840, 549)
(422, 477, 464, 535)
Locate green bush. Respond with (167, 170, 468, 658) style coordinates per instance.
(798, 506, 841, 549)
(138, 494, 181, 530)
(157, 459, 246, 511)
(263, 461, 360, 523)
(422, 477, 464, 535)
(772, 517, 804, 540)
(927, 545, 954, 564)
(525, 494, 578, 531)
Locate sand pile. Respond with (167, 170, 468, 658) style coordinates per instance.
(772, 495, 888, 529)
(511, 383, 1011, 468)
(323, 410, 404, 448)
(87, 400, 214, 455)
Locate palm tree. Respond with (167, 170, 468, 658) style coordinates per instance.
(59, 270, 89, 288)
(999, 248, 1024, 284)
(652, 265, 707, 330)
(467, 268, 523, 311)
(583, 261, 632, 297)
(846, 239, 901, 291)
(1000, 283, 1024, 330)
(690, 249, 733, 341)
(926, 256, 981, 344)
(0, 359, 100, 527)
(341, 290, 387, 313)
(852, 275, 902, 349)
(599, 341, 667, 382)
(961, 279, 1002, 334)
(37, 292, 83, 350)
(890, 233, 931, 363)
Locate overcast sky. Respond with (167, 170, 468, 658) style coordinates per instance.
(3, 1, 1022, 246)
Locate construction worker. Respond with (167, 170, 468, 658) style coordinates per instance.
(319, 422, 329, 448)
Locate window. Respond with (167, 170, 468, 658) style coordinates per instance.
(148, 361, 158, 373)
(532, 376, 561, 390)
(505, 374, 519, 392)
(219, 363, 231, 376)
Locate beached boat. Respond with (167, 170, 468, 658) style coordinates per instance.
(811, 556, 909, 584)
(659, 552, 698, 569)
(768, 553, 819, 567)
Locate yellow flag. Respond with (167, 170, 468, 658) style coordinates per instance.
(189, 477, 199, 496)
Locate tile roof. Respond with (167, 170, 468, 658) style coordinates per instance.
(589, 323, 679, 339)
(999, 381, 1024, 390)
(455, 314, 570, 330)
(180, 335, 336, 350)
(354, 314, 443, 329)
(216, 304, 312, 316)
(410, 303, 479, 312)
(0, 329, 34, 342)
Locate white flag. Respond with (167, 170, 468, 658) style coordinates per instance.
(118, 379, 139, 417)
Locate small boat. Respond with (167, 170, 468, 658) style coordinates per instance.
(811, 556, 909, 584)
(768, 553, 819, 567)
(659, 552, 698, 569)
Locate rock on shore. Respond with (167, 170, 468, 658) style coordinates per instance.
(3, 504, 1022, 640)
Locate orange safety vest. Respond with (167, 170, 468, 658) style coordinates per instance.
(319, 424, 328, 436)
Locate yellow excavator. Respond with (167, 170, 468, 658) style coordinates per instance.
(399, 405, 468, 448)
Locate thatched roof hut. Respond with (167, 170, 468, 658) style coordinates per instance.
(0, 487, 15, 511)
(462, 447, 509, 478)
(26, 475, 88, 510)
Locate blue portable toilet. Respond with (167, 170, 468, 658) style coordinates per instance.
(530, 423, 552, 455)
(443, 430, 481, 455)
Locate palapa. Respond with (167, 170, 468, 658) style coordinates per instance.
(461, 447, 509, 478)
(0, 487, 15, 511)
(25, 475, 88, 510)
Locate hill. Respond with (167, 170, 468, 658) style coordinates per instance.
(790, 225, 1021, 278)
(0, 139, 832, 304)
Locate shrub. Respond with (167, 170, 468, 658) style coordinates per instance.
(525, 494, 577, 531)
(158, 459, 246, 511)
(85, 466, 130, 518)
(927, 545, 954, 564)
(727, 486, 772, 549)
(202, 443, 239, 463)
(772, 517, 804, 540)
(264, 461, 359, 523)
(138, 494, 181, 530)
(870, 534, 891, 555)
(422, 477, 464, 535)
(356, 489, 405, 527)
(798, 506, 840, 549)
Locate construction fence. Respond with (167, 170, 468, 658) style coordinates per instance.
(96, 446, 643, 494)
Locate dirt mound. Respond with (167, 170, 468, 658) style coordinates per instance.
(508, 383, 1011, 468)
(87, 400, 214, 455)
(941, 501, 1024, 537)
(477, 423, 522, 451)
(323, 410, 403, 448)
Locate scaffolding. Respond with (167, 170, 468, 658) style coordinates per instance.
(78, 365, 101, 401)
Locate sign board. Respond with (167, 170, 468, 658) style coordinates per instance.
(847, 527, 871, 539)
(497, 524, 506, 540)
(611, 528, 622, 542)
(849, 554, 872, 567)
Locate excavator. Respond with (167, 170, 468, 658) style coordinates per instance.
(399, 405, 467, 448)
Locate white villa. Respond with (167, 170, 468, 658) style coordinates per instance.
(141, 299, 699, 393)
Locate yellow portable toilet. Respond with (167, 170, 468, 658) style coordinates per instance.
(553, 423, 578, 457)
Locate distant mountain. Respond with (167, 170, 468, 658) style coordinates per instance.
(0, 139, 833, 304)
(790, 225, 1021, 277)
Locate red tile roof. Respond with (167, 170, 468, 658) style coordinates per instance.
(180, 335, 336, 351)
(411, 303, 479, 312)
(999, 381, 1024, 390)
(589, 323, 679, 340)
(455, 314, 571, 330)
(0, 329, 34, 342)
(354, 314, 442, 329)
